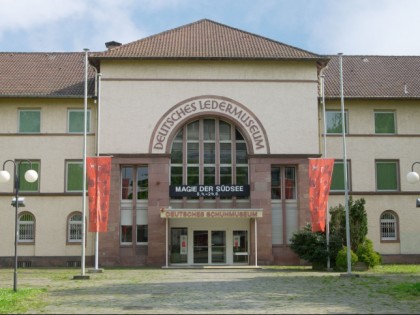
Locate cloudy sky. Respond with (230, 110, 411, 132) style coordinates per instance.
(0, 0, 418, 55)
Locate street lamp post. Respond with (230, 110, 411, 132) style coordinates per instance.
(0, 160, 38, 292)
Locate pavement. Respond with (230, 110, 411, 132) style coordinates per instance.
(1, 266, 420, 314)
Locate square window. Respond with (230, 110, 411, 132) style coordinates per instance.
(376, 161, 398, 191)
(18, 161, 40, 192)
(375, 111, 395, 134)
(326, 110, 347, 134)
(66, 161, 84, 192)
(68, 110, 91, 133)
(19, 110, 40, 133)
(330, 161, 350, 191)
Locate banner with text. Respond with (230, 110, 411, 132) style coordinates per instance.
(87, 157, 112, 232)
(308, 158, 334, 232)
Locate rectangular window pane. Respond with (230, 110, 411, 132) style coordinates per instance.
(219, 122, 231, 140)
(236, 166, 248, 185)
(18, 161, 40, 192)
(137, 167, 148, 199)
(187, 121, 199, 140)
(187, 143, 199, 164)
(236, 142, 247, 164)
(187, 167, 199, 185)
(376, 161, 398, 191)
(67, 162, 83, 191)
(326, 111, 347, 134)
(137, 225, 148, 243)
(204, 167, 215, 185)
(121, 167, 133, 199)
(271, 167, 281, 199)
(220, 143, 232, 164)
(121, 225, 133, 243)
(203, 119, 215, 140)
(375, 112, 395, 134)
(331, 162, 345, 191)
(220, 167, 232, 185)
(68, 110, 91, 133)
(19, 110, 40, 133)
(171, 142, 183, 164)
(285, 167, 296, 199)
(171, 166, 183, 185)
(204, 143, 215, 164)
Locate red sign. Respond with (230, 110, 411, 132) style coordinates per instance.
(308, 158, 334, 232)
(87, 157, 112, 232)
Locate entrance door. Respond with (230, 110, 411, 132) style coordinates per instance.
(193, 230, 226, 264)
(193, 230, 208, 263)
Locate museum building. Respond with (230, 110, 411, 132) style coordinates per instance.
(1, 19, 420, 267)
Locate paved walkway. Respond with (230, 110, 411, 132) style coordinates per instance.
(2, 267, 420, 314)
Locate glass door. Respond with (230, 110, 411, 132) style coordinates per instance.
(170, 228, 188, 263)
(211, 231, 226, 263)
(193, 230, 208, 263)
(233, 230, 248, 263)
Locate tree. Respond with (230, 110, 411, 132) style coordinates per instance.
(329, 197, 368, 252)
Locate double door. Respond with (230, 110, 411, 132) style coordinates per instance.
(193, 230, 226, 264)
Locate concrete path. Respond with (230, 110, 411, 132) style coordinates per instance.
(2, 267, 420, 314)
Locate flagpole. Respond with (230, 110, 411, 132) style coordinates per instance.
(74, 48, 90, 280)
(320, 74, 331, 270)
(339, 53, 352, 275)
(94, 72, 102, 271)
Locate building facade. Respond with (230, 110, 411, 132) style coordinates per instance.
(1, 19, 419, 267)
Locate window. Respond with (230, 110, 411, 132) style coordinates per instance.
(17, 161, 40, 192)
(326, 110, 348, 134)
(19, 109, 40, 133)
(375, 111, 395, 134)
(271, 166, 297, 200)
(380, 211, 398, 241)
(66, 161, 83, 192)
(330, 160, 351, 191)
(170, 118, 248, 199)
(68, 109, 91, 133)
(68, 213, 83, 242)
(120, 166, 148, 245)
(376, 160, 399, 191)
(18, 212, 35, 242)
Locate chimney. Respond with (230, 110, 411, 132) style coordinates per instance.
(105, 41, 122, 50)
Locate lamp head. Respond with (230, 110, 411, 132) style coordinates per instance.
(407, 171, 420, 184)
(0, 170, 11, 183)
(24, 169, 38, 183)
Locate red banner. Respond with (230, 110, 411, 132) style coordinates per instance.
(87, 157, 112, 232)
(308, 158, 334, 232)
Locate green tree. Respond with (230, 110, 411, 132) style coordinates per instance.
(329, 197, 368, 252)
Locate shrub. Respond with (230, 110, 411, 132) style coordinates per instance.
(356, 239, 382, 268)
(336, 246, 358, 271)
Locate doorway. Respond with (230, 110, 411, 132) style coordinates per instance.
(193, 230, 226, 264)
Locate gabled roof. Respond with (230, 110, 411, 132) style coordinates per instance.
(323, 55, 420, 99)
(90, 19, 324, 62)
(0, 52, 95, 98)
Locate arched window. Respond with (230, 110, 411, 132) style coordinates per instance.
(380, 211, 398, 241)
(18, 212, 35, 243)
(170, 118, 248, 198)
(68, 212, 83, 242)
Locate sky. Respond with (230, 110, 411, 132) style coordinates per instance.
(0, 0, 419, 56)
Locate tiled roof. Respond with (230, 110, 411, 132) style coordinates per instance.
(323, 55, 420, 99)
(0, 52, 95, 97)
(90, 19, 323, 61)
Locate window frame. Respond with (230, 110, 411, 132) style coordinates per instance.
(65, 160, 84, 192)
(18, 109, 41, 133)
(380, 210, 399, 242)
(18, 212, 35, 243)
(375, 160, 399, 192)
(17, 160, 40, 193)
(67, 212, 83, 243)
(330, 160, 351, 192)
(68, 109, 91, 133)
(325, 110, 348, 135)
(374, 110, 396, 134)
(270, 166, 297, 200)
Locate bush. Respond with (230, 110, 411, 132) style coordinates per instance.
(336, 246, 358, 271)
(356, 239, 382, 268)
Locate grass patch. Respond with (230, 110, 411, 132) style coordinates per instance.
(371, 264, 420, 274)
(0, 288, 47, 314)
(387, 282, 420, 300)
